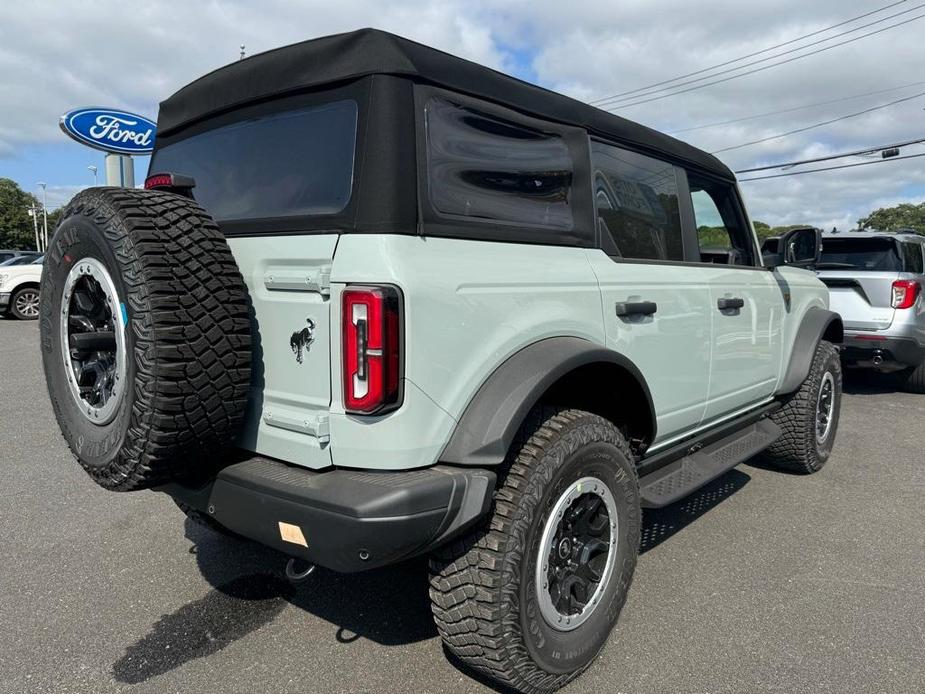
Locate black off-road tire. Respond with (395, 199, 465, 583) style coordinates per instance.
(429, 408, 641, 693)
(40, 187, 251, 491)
(899, 361, 925, 394)
(763, 340, 841, 473)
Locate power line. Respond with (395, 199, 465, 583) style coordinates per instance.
(589, 0, 909, 106)
(599, 12, 925, 110)
(711, 89, 925, 153)
(733, 136, 925, 173)
(669, 80, 925, 135)
(738, 151, 925, 181)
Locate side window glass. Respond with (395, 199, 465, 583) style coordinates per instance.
(689, 177, 754, 266)
(424, 98, 574, 230)
(590, 141, 683, 261)
(902, 242, 924, 273)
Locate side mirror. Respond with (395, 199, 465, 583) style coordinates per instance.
(763, 227, 822, 269)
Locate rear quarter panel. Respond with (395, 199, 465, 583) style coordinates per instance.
(329, 234, 604, 469)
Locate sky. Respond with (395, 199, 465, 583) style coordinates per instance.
(1, 0, 923, 229)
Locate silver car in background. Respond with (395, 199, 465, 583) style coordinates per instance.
(817, 230, 925, 392)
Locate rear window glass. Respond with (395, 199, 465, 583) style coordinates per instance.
(149, 100, 358, 222)
(591, 141, 683, 261)
(820, 238, 901, 271)
(424, 98, 574, 230)
(901, 242, 924, 273)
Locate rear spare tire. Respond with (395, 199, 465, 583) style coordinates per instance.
(39, 187, 251, 491)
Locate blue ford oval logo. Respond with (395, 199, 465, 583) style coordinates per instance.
(59, 107, 156, 155)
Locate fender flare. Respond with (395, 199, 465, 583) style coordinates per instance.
(440, 336, 656, 467)
(777, 306, 843, 395)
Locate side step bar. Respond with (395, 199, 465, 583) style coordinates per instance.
(638, 419, 780, 508)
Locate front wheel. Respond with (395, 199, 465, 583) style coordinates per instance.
(764, 340, 842, 473)
(429, 408, 641, 693)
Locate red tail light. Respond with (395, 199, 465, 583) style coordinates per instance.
(891, 280, 921, 309)
(342, 285, 402, 414)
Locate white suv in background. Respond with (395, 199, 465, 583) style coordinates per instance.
(817, 230, 925, 392)
(0, 255, 43, 320)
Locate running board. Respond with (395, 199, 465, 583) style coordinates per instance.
(638, 419, 780, 508)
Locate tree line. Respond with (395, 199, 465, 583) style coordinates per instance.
(0, 178, 63, 249)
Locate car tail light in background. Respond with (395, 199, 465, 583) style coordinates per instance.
(891, 280, 921, 309)
(342, 285, 402, 414)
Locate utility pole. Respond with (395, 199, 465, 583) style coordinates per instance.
(26, 204, 40, 252)
(37, 182, 48, 250)
(88, 165, 98, 186)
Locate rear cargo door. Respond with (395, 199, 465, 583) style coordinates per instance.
(817, 270, 897, 331)
(228, 235, 337, 469)
(817, 237, 902, 331)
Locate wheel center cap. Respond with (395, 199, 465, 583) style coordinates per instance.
(557, 537, 572, 559)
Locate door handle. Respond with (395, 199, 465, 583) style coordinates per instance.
(616, 301, 657, 317)
(717, 297, 745, 311)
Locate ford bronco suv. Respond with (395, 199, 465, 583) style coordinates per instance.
(817, 230, 925, 392)
(40, 29, 844, 693)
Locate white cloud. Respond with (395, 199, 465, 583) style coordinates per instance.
(1, 0, 923, 226)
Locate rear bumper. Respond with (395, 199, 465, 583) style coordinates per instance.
(159, 455, 495, 572)
(841, 332, 925, 371)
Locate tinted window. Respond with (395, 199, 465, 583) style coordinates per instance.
(689, 177, 754, 265)
(902, 242, 924, 273)
(820, 238, 901, 271)
(149, 100, 357, 222)
(591, 142, 683, 261)
(425, 98, 574, 230)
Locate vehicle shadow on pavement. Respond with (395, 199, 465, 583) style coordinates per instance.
(841, 368, 906, 395)
(112, 519, 437, 685)
(112, 472, 749, 686)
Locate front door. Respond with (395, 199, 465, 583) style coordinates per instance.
(685, 176, 783, 422)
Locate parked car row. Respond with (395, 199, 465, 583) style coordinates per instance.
(0, 254, 43, 320)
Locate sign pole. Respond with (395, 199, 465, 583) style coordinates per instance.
(105, 153, 135, 187)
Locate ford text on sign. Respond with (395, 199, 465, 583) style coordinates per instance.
(60, 108, 156, 155)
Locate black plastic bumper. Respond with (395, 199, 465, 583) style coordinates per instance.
(159, 456, 496, 572)
(841, 333, 925, 371)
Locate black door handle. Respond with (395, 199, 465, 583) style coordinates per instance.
(616, 301, 657, 317)
(717, 297, 745, 311)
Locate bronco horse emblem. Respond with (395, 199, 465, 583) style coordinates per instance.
(289, 318, 316, 364)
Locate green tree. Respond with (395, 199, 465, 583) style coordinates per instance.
(857, 202, 925, 233)
(0, 178, 42, 250)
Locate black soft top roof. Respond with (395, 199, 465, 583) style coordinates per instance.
(158, 28, 734, 179)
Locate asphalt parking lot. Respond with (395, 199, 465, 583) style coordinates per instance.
(1, 317, 924, 694)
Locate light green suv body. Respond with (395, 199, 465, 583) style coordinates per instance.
(228, 233, 830, 472)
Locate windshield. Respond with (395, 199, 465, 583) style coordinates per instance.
(819, 238, 900, 271)
(149, 100, 358, 223)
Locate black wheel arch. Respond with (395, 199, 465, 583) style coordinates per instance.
(440, 336, 656, 466)
(778, 306, 843, 395)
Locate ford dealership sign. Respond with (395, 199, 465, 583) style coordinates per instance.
(60, 107, 156, 155)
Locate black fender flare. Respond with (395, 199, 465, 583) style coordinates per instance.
(440, 336, 656, 467)
(777, 306, 843, 395)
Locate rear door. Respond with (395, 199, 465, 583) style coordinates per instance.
(817, 237, 902, 331)
(586, 141, 712, 444)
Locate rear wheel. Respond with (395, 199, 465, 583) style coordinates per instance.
(764, 340, 842, 473)
(429, 408, 640, 693)
(899, 361, 925, 394)
(10, 286, 40, 320)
